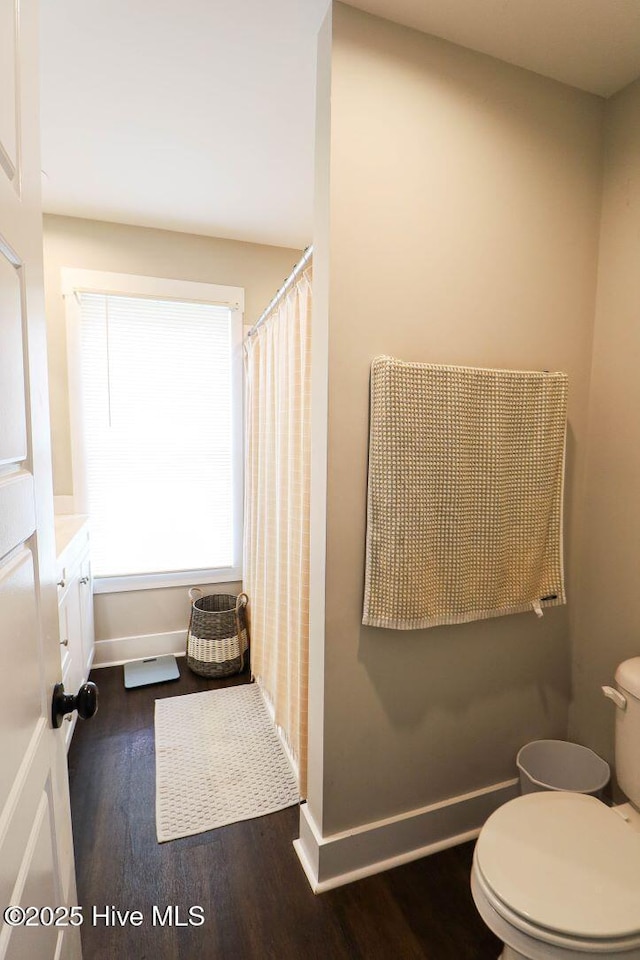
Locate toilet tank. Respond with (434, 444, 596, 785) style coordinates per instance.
(614, 657, 640, 809)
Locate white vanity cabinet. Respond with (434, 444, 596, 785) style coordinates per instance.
(55, 516, 95, 749)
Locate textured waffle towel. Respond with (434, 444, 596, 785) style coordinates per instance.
(363, 357, 568, 629)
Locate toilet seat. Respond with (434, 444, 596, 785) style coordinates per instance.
(473, 854, 640, 953)
(475, 792, 640, 952)
(471, 868, 640, 960)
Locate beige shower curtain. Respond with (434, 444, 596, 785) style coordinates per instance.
(243, 262, 311, 797)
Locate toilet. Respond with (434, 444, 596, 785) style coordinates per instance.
(471, 657, 640, 959)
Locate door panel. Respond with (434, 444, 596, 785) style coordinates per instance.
(0, 250, 27, 464)
(0, 549, 40, 810)
(0, 473, 36, 558)
(0, 724, 49, 928)
(2, 795, 59, 960)
(0, 0, 18, 182)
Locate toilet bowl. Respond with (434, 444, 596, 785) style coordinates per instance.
(472, 657, 640, 959)
(471, 791, 640, 959)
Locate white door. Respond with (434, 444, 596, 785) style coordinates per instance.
(0, 0, 82, 956)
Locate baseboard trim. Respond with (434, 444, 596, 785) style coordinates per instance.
(92, 629, 187, 668)
(294, 777, 518, 893)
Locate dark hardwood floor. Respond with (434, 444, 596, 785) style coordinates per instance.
(68, 665, 501, 960)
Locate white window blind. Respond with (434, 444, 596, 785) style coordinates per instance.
(78, 292, 235, 578)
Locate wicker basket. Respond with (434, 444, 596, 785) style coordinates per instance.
(186, 589, 249, 678)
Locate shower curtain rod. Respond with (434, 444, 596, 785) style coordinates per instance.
(247, 244, 313, 337)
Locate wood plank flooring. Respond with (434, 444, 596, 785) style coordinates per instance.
(68, 665, 501, 960)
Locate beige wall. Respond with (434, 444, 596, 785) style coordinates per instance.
(309, 3, 604, 835)
(90, 583, 242, 644)
(43, 214, 301, 640)
(569, 77, 640, 763)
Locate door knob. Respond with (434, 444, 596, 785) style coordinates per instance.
(51, 681, 98, 728)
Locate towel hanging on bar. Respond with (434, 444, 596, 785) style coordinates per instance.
(362, 356, 568, 630)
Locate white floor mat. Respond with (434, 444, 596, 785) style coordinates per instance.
(155, 684, 299, 842)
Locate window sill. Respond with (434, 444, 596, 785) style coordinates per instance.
(93, 567, 242, 594)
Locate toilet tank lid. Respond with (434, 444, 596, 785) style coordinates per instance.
(616, 657, 640, 697)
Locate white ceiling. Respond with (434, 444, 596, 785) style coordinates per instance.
(39, 0, 329, 249)
(40, 0, 640, 250)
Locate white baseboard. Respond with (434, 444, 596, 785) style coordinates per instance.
(92, 629, 187, 668)
(294, 777, 519, 893)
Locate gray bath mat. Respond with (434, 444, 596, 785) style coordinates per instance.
(154, 684, 299, 842)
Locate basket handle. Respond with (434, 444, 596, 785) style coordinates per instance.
(189, 587, 203, 603)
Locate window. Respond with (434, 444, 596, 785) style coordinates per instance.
(63, 270, 244, 592)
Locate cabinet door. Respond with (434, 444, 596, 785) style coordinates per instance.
(78, 554, 94, 678)
(57, 599, 72, 691)
(58, 584, 83, 749)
